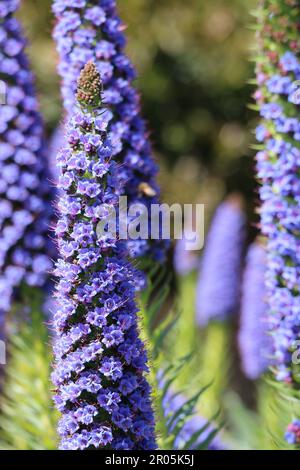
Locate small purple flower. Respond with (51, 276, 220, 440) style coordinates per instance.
(279, 52, 300, 74)
(285, 420, 300, 445)
(238, 242, 273, 380)
(266, 75, 293, 95)
(260, 103, 283, 120)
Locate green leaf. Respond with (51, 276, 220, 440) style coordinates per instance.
(196, 427, 222, 450)
(168, 383, 212, 431)
(152, 312, 180, 358)
(182, 410, 222, 450)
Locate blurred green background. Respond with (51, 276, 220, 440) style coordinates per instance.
(18, 0, 257, 222)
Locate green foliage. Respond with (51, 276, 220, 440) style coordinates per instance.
(223, 391, 268, 450)
(224, 379, 300, 450)
(139, 263, 222, 450)
(260, 377, 300, 450)
(163, 272, 230, 420)
(198, 321, 231, 418)
(0, 293, 58, 450)
(158, 364, 222, 450)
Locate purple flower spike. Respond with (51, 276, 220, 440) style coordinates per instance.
(238, 242, 273, 380)
(52, 62, 156, 451)
(52, 0, 167, 262)
(0, 0, 54, 318)
(255, 0, 300, 385)
(196, 196, 246, 326)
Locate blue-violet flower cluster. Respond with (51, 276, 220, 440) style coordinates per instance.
(51, 61, 156, 450)
(195, 196, 246, 327)
(0, 0, 53, 321)
(255, 0, 300, 384)
(52, 0, 167, 261)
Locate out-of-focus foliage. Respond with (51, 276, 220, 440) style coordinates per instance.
(0, 296, 57, 450)
(224, 381, 300, 450)
(120, 0, 255, 169)
(168, 272, 230, 421)
(139, 264, 223, 450)
(171, 267, 298, 450)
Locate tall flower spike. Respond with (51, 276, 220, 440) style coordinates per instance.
(52, 62, 156, 451)
(195, 195, 246, 327)
(52, 0, 167, 261)
(0, 0, 53, 322)
(254, 0, 300, 384)
(238, 242, 273, 380)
